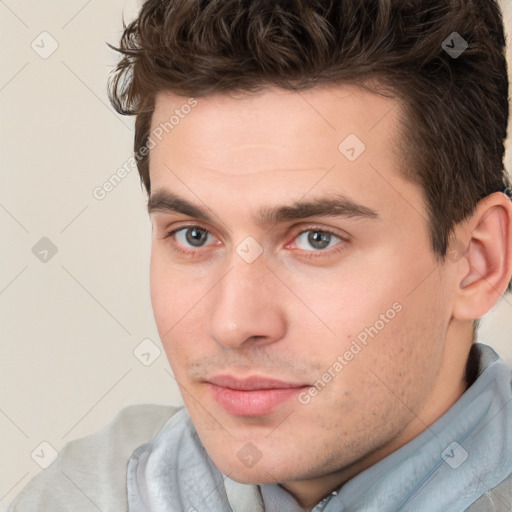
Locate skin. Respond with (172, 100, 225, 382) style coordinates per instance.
(147, 85, 512, 509)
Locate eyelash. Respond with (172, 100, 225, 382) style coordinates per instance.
(164, 225, 347, 259)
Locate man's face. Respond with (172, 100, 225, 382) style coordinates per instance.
(148, 86, 457, 487)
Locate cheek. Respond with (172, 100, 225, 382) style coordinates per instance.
(149, 247, 209, 366)
(340, 274, 448, 413)
(149, 249, 183, 357)
(149, 249, 168, 329)
(298, 248, 449, 400)
(286, 261, 402, 358)
(150, 246, 190, 323)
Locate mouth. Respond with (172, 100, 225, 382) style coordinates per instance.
(206, 375, 310, 417)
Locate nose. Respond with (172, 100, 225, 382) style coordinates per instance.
(207, 254, 287, 349)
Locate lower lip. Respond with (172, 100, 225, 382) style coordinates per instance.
(208, 384, 308, 417)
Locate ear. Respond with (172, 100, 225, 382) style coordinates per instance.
(451, 191, 512, 321)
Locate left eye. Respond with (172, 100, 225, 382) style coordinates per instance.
(293, 229, 342, 251)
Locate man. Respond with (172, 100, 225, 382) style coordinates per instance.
(6, 0, 512, 510)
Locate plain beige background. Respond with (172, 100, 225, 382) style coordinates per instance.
(1, 0, 512, 507)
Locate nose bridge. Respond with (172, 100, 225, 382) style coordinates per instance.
(207, 251, 286, 348)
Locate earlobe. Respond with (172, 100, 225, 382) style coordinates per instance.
(452, 192, 512, 321)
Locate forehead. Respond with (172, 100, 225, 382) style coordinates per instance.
(146, 85, 426, 235)
(149, 85, 403, 179)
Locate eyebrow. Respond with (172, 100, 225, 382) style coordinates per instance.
(147, 189, 379, 227)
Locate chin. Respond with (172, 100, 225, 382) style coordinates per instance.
(220, 467, 281, 485)
(209, 451, 297, 485)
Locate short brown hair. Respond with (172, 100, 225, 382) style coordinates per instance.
(107, 0, 511, 290)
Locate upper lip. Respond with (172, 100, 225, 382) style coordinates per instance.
(207, 375, 309, 390)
